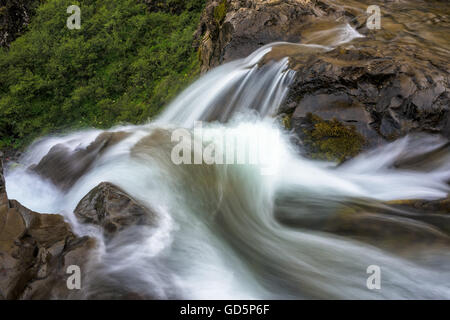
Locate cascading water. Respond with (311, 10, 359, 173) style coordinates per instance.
(157, 42, 297, 126)
(4, 23, 450, 299)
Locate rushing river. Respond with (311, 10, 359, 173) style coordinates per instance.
(4, 2, 450, 299)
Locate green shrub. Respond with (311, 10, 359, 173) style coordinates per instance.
(0, 0, 205, 148)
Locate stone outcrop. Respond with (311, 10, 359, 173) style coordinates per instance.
(0, 154, 96, 299)
(30, 131, 130, 191)
(72, 181, 159, 299)
(196, 0, 450, 160)
(74, 182, 157, 238)
(283, 41, 449, 152)
(195, 0, 348, 72)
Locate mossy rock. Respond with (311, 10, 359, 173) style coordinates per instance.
(214, 0, 228, 25)
(281, 113, 292, 130)
(302, 113, 365, 163)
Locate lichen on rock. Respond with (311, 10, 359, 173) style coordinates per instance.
(300, 113, 365, 163)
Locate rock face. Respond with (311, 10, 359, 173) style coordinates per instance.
(73, 182, 158, 299)
(31, 131, 130, 191)
(275, 198, 450, 254)
(74, 182, 157, 237)
(196, 0, 450, 160)
(195, 0, 347, 72)
(284, 42, 450, 152)
(0, 155, 96, 300)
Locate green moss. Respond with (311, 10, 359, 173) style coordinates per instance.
(281, 113, 292, 130)
(214, 0, 228, 25)
(303, 113, 365, 163)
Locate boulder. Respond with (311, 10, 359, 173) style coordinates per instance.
(74, 182, 157, 237)
(30, 131, 130, 190)
(283, 42, 449, 153)
(0, 155, 96, 300)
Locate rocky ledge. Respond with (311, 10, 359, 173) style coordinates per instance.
(195, 0, 347, 72)
(196, 0, 449, 162)
(75, 182, 157, 238)
(1, 150, 159, 299)
(0, 154, 96, 299)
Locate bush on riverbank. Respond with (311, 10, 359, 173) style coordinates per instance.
(0, 0, 205, 149)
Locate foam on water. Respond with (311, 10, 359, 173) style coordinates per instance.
(4, 24, 450, 299)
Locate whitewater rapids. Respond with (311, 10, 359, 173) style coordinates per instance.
(4, 24, 450, 299)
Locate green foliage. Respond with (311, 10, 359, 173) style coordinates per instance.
(213, 0, 227, 25)
(144, 0, 205, 14)
(303, 113, 365, 163)
(0, 0, 205, 148)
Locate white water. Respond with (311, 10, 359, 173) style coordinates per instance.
(4, 24, 450, 299)
(158, 42, 297, 127)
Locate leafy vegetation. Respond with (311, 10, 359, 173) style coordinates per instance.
(302, 113, 365, 163)
(0, 0, 205, 149)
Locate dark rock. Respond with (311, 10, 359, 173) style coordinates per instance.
(0, 156, 96, 300)
(284, 42, 449, 151)
(387, 197, 450, 216)
(74, 182, 157, 237)
(30, 131, 130, 191)
(195, 0, 449, 160)
(195, 0, 349, 73)
(275, 198, 450, 254)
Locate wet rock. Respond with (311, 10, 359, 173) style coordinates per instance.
(30, 131, 130, 190)
(72, 182, 159, 299)
(322, 210, 450, 254)
(195, 0, 348, 72)
(196, 1, 449, 160)
(275, 199, 450, 254)
(0, 156, 96, 300)
(74, 182, 156, 237)
(387, 197, 450, 216)
(283, 40, 449, 155)
(385, 197, 450, 236)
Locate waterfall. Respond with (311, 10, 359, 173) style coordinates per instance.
(157, 43, 297, 127)
(4, 24, 450, 299)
